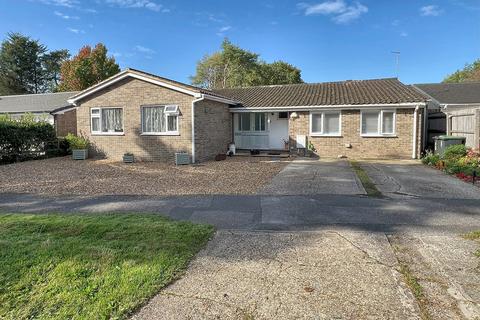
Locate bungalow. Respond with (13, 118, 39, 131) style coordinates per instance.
(66, 68, 428, 162)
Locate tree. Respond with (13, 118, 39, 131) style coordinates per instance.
(0, 32, 68, 95)
(0, 33, 47, 95)
(257, 61, 303, 86)
(191, 39, 303, 89)
(443, 59, 480, 83)
(42, 49, 70, 92)
(58, 43, 120, 91)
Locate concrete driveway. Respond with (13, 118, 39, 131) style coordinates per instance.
(132, 230, 420, 320)
(359, 160, 480, 199)
(260, 159, 365, 195)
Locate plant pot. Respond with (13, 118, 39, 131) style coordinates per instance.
(72, 149, 88, 160)
(123, 155, 134, 163)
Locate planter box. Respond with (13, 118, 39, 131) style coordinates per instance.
(123, 155, 134, 163)
(72, 149, 88, 160)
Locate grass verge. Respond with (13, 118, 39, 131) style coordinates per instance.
(0, 213, 214, 320)
(463, 231, 480, 257)
(399, 263, 430, 320)
(350, 160, 382, 197)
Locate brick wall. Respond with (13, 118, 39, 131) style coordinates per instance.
(76, 78, 194, 162)
(288, 108, 424, 159)
(194, 99, 232, 162)
(54, 109, 77, 137)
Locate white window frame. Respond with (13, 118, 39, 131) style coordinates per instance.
(237, 113, 267, 132)
(141, 105, 180, 136)
(309, 111, 342, 137)
(360, 109, 396, 137)
(90, 107, 124, 135)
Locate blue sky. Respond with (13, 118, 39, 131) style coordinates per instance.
(1, 0, 479, 85)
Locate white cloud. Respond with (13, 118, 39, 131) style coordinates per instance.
(218, 26, 231, 32)
(420, 5, 442, 16)
(104, 0, 167, 12)
(216, 25, 232, 36)
(54, 11, 79, 19)
(67, 27, 85, 34)
(298, 0, 368, 24)
(36, 0, 78, 7)
(134, 45, 155, 54)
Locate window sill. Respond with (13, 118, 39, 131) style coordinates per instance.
(310, 134, 342, 137)
(91, 132, 124, 136)
(141, 132, 180, 136)
(361, 134, 397, 138)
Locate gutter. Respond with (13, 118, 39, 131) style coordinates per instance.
(191, 95, 205, 164)
(412, 105, 419, 159)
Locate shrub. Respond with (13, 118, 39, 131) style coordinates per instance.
(421, 150, 440, 166)
(0, 115, 57, 164)
(444, 161, 476, 175)
(442, 144, 467, 161)
(65, 133, 89, 149)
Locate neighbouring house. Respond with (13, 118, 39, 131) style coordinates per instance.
(66, 68, 428, 162)
(50, 105, 78, 137)
(415, 82, 480, 149)
(0, 91, 77, 126)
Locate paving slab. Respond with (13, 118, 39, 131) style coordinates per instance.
(389, 233, 480, 320)
(131, 230, 420, 320)
(260, 159, 365, 196)
(360, 160, 480, 200)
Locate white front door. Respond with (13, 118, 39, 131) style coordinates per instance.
(268, 112, 289, 149)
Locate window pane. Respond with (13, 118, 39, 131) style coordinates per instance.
(362, 111, 379, 134)
(311, 114, 322, 133)
(91, 109, 99, 114)
(254, 113, 265, 131)
(279, 112, 288, 119)
(167, 115, 177, 132)
(101, 108, 123, 132)
(92, 117, 100, 132)
(382, 112, 394, 134)
(240, 113, 250, 131)
(324, 113, 340, 134)
(142, 106, 165, 133)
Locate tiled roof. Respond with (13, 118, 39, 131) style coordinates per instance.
(0, 91, 78, 113)
(68, 68, 236, 103)
(414, 82, 480, 104)
(213, 78, 427, 108)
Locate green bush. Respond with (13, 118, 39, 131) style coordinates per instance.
(65, 133, 89, 149)
(442, 144, 467, 161)
(0, 114, 58, 164)
(444, 161, 477, 175)
(421, 151, 440, 166)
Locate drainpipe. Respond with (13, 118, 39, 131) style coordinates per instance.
(191, 95, 205, 164)
(412, 105, 419, 159)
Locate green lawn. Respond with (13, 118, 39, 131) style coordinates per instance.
(0, 213, 214, 320)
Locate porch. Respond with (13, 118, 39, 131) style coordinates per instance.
(233, 111, 290, 150)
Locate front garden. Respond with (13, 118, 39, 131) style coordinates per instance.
(422, 144, 480, 184)
(0, 213, 214, 319)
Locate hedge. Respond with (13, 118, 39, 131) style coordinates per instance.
(0, 114, 68, 164)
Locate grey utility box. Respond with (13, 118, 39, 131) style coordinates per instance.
(434, 135, 466, 156)
(175, 152, 190, 165)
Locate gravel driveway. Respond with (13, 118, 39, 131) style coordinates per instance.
(0, 156, 288, 196)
